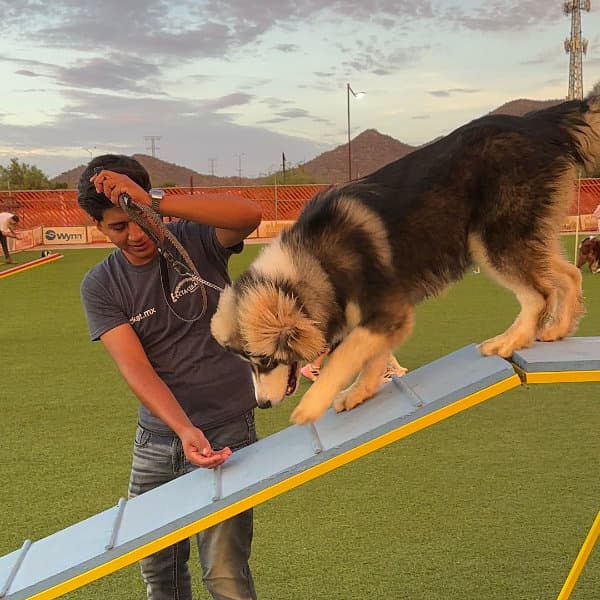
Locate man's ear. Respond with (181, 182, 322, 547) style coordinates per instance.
(94, 218, 104, 234)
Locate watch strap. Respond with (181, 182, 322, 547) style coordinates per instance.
(149, 188, 164, 214)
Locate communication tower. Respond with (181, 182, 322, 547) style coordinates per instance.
(563, 1, 591, 100)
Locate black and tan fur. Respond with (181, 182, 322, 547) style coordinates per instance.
(576, 236, 600, 273)
(211, 92, 600, 425)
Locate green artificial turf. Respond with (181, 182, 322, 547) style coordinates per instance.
(0, 238, 598, 599)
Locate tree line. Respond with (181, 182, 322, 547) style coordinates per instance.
(0, 158, 67, 191)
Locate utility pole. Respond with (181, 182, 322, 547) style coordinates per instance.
(208, 158, 217, 176)
(144, 135, 162, 158)
(234, 153, 245, 185)
(564, 0, 591, 100)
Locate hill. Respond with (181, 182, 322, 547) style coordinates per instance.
(300, 128, 417, 184)
(51, 96, 565, 188)
(489, 98, 563, 116)
(52, 154, 245, 189)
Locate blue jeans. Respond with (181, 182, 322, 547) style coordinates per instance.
(128, 411, 258, 600)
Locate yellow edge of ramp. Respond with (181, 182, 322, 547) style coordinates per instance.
(28, 374, 521, 600)
(0, 254, 63, 280)
(517, 369, 600, 384)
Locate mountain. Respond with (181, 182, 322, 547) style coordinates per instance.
(51, 96, 565, 188)
(300, 128, 417, 184)
(489, 98, 563, 116)
(52, 153, 244, 189)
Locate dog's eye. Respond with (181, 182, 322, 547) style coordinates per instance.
(255, 355, 276, 369)
(226, 346, 251, 363)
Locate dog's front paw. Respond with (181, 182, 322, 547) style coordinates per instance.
(290, 388, 332, 424)
(478, 334, 531, 358)
(291, 399, 328, 424)
(332, 393, 349, 413)
(478, 336, 513, 357)
(332, 386, 371, 413)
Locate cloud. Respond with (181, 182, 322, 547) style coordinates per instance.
(0, 86, 327, 177)
(442, 1, 563, 32)
(0, 0, 596, 180)
(427, 88, 481, 98)
(56, 56, 162, 92)
(200, 93, 253, 111)
(15, 69, 41, 77)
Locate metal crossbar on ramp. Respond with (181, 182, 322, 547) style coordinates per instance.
(1, 338, 598, 600)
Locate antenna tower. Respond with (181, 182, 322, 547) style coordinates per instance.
(563, 1, 591, 100)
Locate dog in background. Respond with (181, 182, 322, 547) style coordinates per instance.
(576, 236, 600, 273)
(211, 91, 600, 425)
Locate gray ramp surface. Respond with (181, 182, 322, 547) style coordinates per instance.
(0, 343, 542, 599)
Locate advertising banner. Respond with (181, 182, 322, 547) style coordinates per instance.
(257, 220, 294, 238)
(12, 229, 35, 251)
(86, 226, 111, 243)
(42, 226, 87, 245)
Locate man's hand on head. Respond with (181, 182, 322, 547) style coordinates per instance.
(91, 170, 150, 208)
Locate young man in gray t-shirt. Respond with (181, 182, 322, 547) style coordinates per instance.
(78, 154, 261, 600)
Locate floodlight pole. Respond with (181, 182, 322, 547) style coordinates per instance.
(347, 83, 365, 181)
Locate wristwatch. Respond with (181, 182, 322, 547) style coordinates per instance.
(149, 188, 165, 214)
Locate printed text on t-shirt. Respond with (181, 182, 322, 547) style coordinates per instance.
(130, 307, 157, 323)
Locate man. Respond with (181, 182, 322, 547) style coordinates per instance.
(0, 212, 21, 263)
(77, 154, 261, 600)
(593, 203, 600, 232)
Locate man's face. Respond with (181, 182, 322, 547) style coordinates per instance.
(95, 206, 157, 265)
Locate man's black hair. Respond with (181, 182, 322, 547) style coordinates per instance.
(77, 154, 151, 221)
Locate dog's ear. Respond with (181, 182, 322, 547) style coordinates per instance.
(238, 283, 326, 361)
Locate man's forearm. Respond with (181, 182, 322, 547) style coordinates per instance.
(157, 193, 262, 232)
(120, 361, 196, 438)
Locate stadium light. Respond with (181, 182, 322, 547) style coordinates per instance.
(347, 83, 366, 181)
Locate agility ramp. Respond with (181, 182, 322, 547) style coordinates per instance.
(0, 253, 63, 280)
(1, 338, 598, 600)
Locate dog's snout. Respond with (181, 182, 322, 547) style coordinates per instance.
(258, 400, 272, 409)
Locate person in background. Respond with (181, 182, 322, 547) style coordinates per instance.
(0, 212, 21, 264)
(593, 203, 600, 232)
(77, 154, 262, 600)
(301, 348, 407, 384)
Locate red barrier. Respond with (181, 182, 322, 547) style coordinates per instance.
(1, 180, 599, 229)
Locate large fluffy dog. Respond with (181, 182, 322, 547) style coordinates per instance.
(576, 236, 600, 273)
(211, 93, 600, 424)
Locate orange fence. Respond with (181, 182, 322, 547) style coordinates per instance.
(0, 184, 329, 229)
(0, 179, 599, 232)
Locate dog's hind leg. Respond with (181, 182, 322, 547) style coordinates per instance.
(537, 249, 583, 341)
(472, 236, 556, 357)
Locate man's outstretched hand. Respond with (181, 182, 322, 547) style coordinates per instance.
(180, 426, 232, 468)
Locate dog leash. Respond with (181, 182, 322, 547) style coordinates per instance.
(95, 168, 224, 321)
(124, 193, 225, 322)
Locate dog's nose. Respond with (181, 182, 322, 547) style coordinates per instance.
(258, 401, 272, 409)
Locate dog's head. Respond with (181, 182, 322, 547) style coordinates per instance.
(576, 236, 600, 267)
(211, 281, 326, 409)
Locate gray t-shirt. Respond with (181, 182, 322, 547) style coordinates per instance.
(80, 220, 255, 434)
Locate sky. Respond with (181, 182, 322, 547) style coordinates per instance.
(1, 0, 600, 180)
